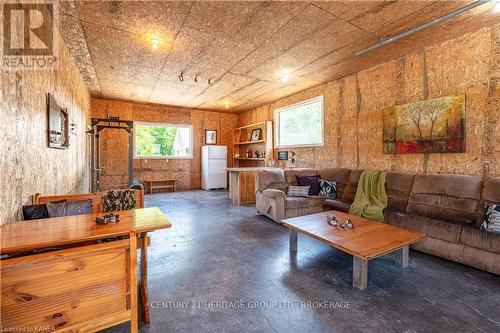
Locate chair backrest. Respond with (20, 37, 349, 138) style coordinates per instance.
(33, 190, 144, 213)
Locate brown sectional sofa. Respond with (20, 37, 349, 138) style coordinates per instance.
(255, 168, 500, 275)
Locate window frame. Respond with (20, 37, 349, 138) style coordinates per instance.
(133, 121, 194, 159)
(274, 95, 324, 148)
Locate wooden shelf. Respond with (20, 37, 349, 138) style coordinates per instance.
(234, 121, 266, 131)
(234, 140, 265, 145)
(233, 120, 273, 167)
(234, 157, 265, 161)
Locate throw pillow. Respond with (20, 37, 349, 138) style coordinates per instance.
(318, 179, 337, 197)
(103, 189, 137, 212)
(22, 204, 49, 220)
(296, 175, 320, 195)
(46, 199, 93, 218)
(287, 185, 310, 197)
(481, 202, 500, 234)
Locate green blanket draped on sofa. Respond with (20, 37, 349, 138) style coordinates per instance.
(349, 170, 388, 221)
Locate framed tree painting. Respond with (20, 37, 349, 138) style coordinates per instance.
(383, 94, 466, 154)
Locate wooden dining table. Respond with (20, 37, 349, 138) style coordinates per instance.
(0, 207, 171, 333)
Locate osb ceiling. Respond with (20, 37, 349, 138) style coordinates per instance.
(59, 1, 499, 112)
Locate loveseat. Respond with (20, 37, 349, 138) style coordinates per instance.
(255, 168, 500, 275)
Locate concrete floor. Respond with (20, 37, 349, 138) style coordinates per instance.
(107, 190, 500, 333)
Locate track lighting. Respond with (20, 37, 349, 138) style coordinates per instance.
(208, 78, 212, 85)
(178, 72, 184, 82)
(194, 75, 198, 83)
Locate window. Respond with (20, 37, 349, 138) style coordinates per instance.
(275, 95, 324, 148)
(134, 122, 193, 159)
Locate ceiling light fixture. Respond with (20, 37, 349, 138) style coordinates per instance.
(356, 0, 490, 56)
(224, 101, 231, 109)
(194, 75, 199, 83)
(151, 37, 159, 50)
(178, 72, 184, 82)
(281, 69, 292, 82)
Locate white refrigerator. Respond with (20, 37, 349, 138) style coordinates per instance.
(201, 145, 227, 190)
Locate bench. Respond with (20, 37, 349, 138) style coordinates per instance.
(144, 179, 177, 194)
(32, 189, 153, 323)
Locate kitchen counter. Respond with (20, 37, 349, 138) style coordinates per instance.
(225, 167, 278, 172)
(226, 167, 280, 205)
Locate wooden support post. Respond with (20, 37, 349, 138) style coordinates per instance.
(353, 256, 368, 290)
(289, 229, 298, 253)
(129, 232, 138, 333)
(392, 245, 409, 268)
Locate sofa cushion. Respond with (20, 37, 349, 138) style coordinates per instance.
(257, 169, 286, 192)
(323, 198, 351, 213)
(284, 168, 317, 185)
(341, 170, 364, 201)
(385, 171, 415, 211)
(318, 168, 351, 198)
(285, 197, 310, 210)
(481, 177, 500, 204)
(46, 199, 93, 218)
(385, 209, 462, 243)
(461, 227, 500, 254)
(407, 173, 482, 225)
(22, 203, 49, 220)
(383, 208, 410, 229)
(308, 197, 326, 208)
(296, 175, 320, 195)
(423, 218, 464, 244)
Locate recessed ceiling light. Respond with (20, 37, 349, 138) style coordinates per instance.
(223, 101, 231, 109)
(280, 69, 292, 82)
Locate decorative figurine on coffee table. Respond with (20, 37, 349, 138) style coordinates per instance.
(326, 215, 338, 226)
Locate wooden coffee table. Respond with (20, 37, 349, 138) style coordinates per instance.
(282, 210, 424, 290)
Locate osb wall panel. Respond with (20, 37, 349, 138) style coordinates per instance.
(91, 99, 238, 190)
(0, 42, 91, 224)
(238, 25, 500, 178)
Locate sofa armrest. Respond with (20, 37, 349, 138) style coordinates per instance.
(262, 189, 287, 199)
(256, 169, 286, 192)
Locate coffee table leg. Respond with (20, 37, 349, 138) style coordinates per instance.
(392, 246, 409, 268)
(353, 257, 368, 290)
(289, 230, 298, 253)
